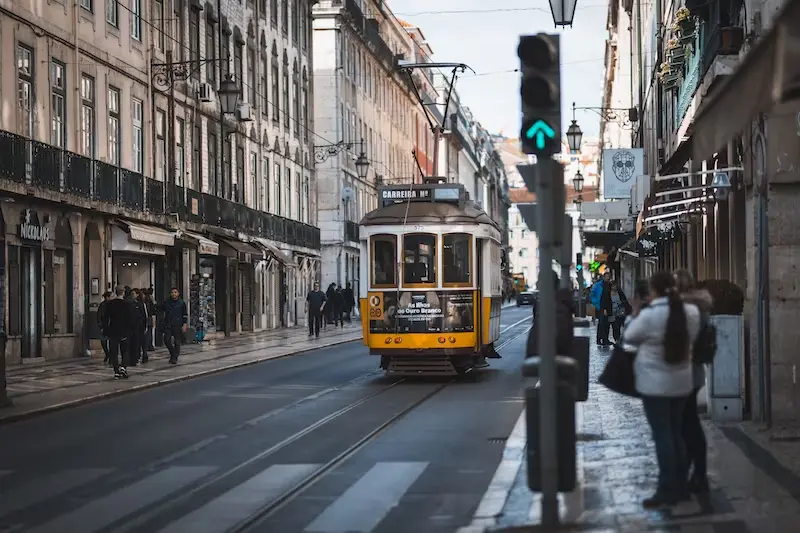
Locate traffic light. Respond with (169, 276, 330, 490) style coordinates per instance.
(575, 253, 583, 271)
(518, 34, 561, 156)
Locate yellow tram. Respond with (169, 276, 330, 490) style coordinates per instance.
(358, 183, 504, 376)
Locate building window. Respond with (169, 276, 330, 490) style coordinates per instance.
(222, 31, 231, 77)
(250, 151, 258, 209)
(80, 74, 95, 158)
(80, 0, 93, 11)
(301, 72, 308, 142)
(45, 219, 74, 334)
(271, 49, 279, 123)
(292, 62, 299, 138)
(51, 60, 66, 149)
(208, 130, 218, 194)
(206, 17, 216, 82)
(303, 176, 309, 223)
(176, 118, 185, 187)
(108, 86, 121, 165)
(291, 0, 299, 42)
(223, 140, 232, 199)
(270, 0, 278, 26)
(262, 156, 270, 212)
(274, 162, 281, 214)
(443, 234, 471, 286)
(403, 234, 436, 285)
(153, 0, 165, 49)
(295, 171, 301, 220)
(236, 144, 245, 203)
(282, 54, 289, 129)
(191, 122, 201, 190)
(17, 44, 34, 138)
(132, 98, 144, 172)
(189, 8, 200, 79)
(131, 0, 142, 41)
(261, 52, 269, 116)
(285, 167, 291, 218)
(106, 0, 118, 26)
(247, 46, 257, 105)
(300, 1, 307, 50)
(234, 43, 243, 98)
(156, 109, 166, 181)
(371, 235, 396, 287)
(281, 0, 288, 35)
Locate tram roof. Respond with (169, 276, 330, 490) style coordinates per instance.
(359, 200, 500, 230)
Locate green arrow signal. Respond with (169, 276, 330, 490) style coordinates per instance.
(525, 120, 556, 150)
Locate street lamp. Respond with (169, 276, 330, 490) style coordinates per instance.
(566, 120, 583, 153)
(218, 74, 240, 115)
(355, 150, 370, 180)
(572, 169, 584, 193)
(578, 215, 586, 230)
(314, 138, 371, 180)
(548, 0, 578, 26)
(573, 194, 583, 207)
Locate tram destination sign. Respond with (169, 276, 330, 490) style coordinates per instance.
(369, 290, 474, 334)
(379, 184, 465, 207)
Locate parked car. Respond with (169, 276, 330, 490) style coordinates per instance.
(517, 291, 537, 306)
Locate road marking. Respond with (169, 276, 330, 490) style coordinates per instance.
(27, 466, 215, 533)
(198, 391, 286, 399)
(500, 315, 531, 335)
(304, 462, 428, 533)
(0, 468, 113, 518)
(156, 464, 319, 533)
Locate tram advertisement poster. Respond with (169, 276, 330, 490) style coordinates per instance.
(369, 291, 474, 333)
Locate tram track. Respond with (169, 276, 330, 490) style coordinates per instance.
(114, 316, 532, 533)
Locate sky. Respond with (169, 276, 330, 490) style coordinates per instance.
(389, 0, 609, 139)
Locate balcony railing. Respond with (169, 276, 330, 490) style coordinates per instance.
(345, 0, 364, 32)
(0, 129, 322, 251)
(345, 220, 359, 243)
(365, 19, 395, 69)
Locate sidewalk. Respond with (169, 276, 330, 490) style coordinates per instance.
(460, 324, 800, 533)
(1, 323, 363, 424)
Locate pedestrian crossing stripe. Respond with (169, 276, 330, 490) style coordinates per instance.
(1, 462, 430, 533)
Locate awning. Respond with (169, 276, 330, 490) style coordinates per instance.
(180, 231, 219, 256)
(252, 237, 295, 267)
(216, 238, 262, 260)
(690, 0, 800, 163)
(114, 220, 175, 246)
(583, 230, 632, 250)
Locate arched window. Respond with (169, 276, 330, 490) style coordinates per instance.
(270, 0, 278, 26)
(46, 217, 74, 333)
(292, 60, 299, 139)
(271, 44, 279, 123)
(301, 67, 308, 142)
(282, 51, 290, 129)
(260, 34, 268, 115)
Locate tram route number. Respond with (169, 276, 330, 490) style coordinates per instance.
(369, 293, 383, 319)
(412, 225, 424, 231)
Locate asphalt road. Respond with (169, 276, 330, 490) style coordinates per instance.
(0, 305, 534, 533)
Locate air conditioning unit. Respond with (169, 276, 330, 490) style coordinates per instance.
(198, 83, 213, 102)
(238, 102, 253, 121)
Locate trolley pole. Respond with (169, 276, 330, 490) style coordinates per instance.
(535, 161, 560, 526)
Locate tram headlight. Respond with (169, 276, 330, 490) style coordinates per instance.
(394, 337, 402, 344)
(448, 336, 456, 344)
(384, 337, 393, 344)
(438, 336, 446, 344)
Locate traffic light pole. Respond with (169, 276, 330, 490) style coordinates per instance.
(535, 162, 560, 527)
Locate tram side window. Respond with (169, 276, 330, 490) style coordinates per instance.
(443, 233, 471, 285)
(403, 234, 436, 285)
(371, 235, 397, 286)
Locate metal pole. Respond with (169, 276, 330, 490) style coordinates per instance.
(166, 49, 177, 212)
(217, 0, 225, 198)
(431, 125, 442, 180)
(535, 161, 559, 526)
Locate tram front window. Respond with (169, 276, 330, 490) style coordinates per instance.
(371, 235, 396, 286)
(403, 234, 436, 285)
(443, 233, 471, 285)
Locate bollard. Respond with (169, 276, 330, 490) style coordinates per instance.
(522, 355, 578, 492)
(570, 336, 590, 402)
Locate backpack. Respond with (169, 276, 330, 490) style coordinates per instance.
(693, 314, 717, 365)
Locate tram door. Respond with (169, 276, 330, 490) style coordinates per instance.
(475, 238, 484, 350)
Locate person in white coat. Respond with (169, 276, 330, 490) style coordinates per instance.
(623, 271, 702, 508)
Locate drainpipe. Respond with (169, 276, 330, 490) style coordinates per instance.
(635, 0, 644, 147)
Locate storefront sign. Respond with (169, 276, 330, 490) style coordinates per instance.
(18, 209, 50, 242)
(111, 226, 166, 255)
(369, 290, 474, 334)
(198, 241, 217, 255)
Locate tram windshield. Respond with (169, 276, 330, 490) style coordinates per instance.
(443, 233, 471, 285)
(403, 234, 436, 285)
(371, 235, 397, 286)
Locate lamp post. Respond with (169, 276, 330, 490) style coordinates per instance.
(572, 169, 584, 193)
(314, 137, 371, 180)
(570, 102, 639, 134)
(547, 0, 578, 26)
(566, 119, 583, 153)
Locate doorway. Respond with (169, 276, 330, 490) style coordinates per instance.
(20, 246, 41, 359)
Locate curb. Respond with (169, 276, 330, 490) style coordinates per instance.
(0, 335, 362, 426)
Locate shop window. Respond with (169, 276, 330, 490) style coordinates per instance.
(45, 217, 74, 334)
(443, 233, 471, 286)
(371, 235, 396, 287)
(403, 234, 436, 286)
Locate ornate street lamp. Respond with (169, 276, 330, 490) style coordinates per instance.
(314, 138, 371, 180)
(578, 215, 586, 230)
(573, 194, 583, 207)
(218, 74, 240, 115)
(355, 149, 370, 180)
(572, 169, 584, 193)
(548, 0, 578, 26)
(566, 120, 583, 153)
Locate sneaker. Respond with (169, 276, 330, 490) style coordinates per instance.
(114, 373, 122, 380)
(119, 367, 129, 378)
(688, 476, 710, 494)
(642, 493, 675, 509)
(169, 359, 177, 364)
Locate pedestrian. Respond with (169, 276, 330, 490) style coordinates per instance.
(623, 271, 702, 508)
(131, 289, 149, 364)
(306, 281, 326, 338)
(526, 272, 574, 358)
(324, 283, 336, 327)
(342, 282, 355, 322)
(159, 287, 188, 364)
(592, 272, 613, 345)
(143, 288, 156, 352)
(674, 269, 713, 494)
(97, 291, 112, 364)
(102, 285, 131, 379)
(332, 285, 345, 327)
(608, 281, 632, 343)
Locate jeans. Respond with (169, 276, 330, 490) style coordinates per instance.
(106, 337, 123, 373)
(163, 325, 183, 362)
(597, 313, 610, 344)
(642, 395, 689, 499)
(609, 319, 622, 343)
(309, 313, 322, 337)
(683, 388, 707, 479)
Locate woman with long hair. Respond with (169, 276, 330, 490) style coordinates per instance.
(674, 269, 713, 493)
(623, 271, 702, 507)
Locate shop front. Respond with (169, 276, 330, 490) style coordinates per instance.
(180, 231, 220, 339)
(213, 236, 262, 334)
(252, 238, 294, 330)
(110, 221, 176, 293)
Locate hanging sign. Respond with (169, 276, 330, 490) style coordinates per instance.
(18, 209, 50, 242)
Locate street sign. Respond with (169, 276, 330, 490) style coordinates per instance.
(518, 34, 561, 156)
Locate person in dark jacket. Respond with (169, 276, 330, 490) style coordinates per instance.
(143, 288, 156, 351)
(160, 287, 188, 364)
(324, 283, 336, 327)
(128, 289, 148, 365)
(97, 291, 112, 364)
(342, 282, 356, 322)
(608, 281, 632, 343)
(102, 286, 131, 379)
(596, 272, 613, 345)
(306, 282, 326, 338)
(332, 286, 345, 327)
(527, 273, 574, 358)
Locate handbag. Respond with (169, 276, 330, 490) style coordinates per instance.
(598, 338, 640, 397)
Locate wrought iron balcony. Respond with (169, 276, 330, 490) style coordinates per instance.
(345, 220, 359, 243)
(344, 0, 365, 32)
